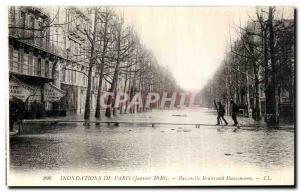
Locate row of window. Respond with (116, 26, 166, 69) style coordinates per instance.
(67, 9, 91, 34)
(10, 45, 103, 90)
(9, 7, 51, 50)
(62, 67, 87, 87)
(9, 46, 53, 78)
(68, 39, 87, 62)
(60, 70, 108, 91)
(9, 45, 92, 87)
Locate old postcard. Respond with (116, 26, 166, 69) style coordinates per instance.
(6, 6, 295, 186)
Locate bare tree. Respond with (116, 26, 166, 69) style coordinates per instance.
(94, 8, 115, 118)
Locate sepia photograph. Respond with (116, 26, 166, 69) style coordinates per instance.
(6, 5, 295, 187)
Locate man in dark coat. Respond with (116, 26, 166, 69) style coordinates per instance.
(216, 101, 228, 126)
(230, 100, 239, 126)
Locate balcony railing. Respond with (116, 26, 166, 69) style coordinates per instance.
(68, 24, 86, 42)
(24, 6, 50, 19)
(9, 59, 53, 80)
(9, 28, 67, 59)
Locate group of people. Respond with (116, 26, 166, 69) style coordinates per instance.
(216, 100, 239, 126)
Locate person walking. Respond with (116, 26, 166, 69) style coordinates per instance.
(216, 101, 228, 126)
(230, 100, 239, 126)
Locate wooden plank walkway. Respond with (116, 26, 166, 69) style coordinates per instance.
(22, 119, 259, 128)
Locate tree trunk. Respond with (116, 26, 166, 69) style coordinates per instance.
(125, 80, 131, 113)
(84, 8, 98, 121)
(246, 70, 251, 117)
(120, 74, 128, 114)
(254, 66, 261, 121)
(94, 66, 104, 118)
(105, 23, 122, 118)
(112, 77, 119, 116)
(95, 12, 109, 119)
(266, 7, 279, 125)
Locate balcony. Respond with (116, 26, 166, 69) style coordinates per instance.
(24, 6, 50, 19)
(9, 28, 67, 59)
(68, 24, 86, 42)
(67, 7, 91, 43)
(9, 60, 54, 84)
(69, 7, 91, 22)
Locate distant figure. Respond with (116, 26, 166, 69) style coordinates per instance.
(230, 100, 239, 126)
(216, 101, 228, 126)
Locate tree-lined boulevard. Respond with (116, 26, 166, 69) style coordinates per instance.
(7, 6, 295, 186)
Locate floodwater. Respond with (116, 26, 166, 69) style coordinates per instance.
(9, 108, 294, 185)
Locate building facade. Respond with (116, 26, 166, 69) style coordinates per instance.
(9, 6, 66, 118)
(8, 6, 105, 118)
(49, 7, 91, 115)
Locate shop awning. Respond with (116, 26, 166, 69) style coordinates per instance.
(9, 75, 41, 102)
(9, 75, 65, 102)
(44, 83, 65, 102)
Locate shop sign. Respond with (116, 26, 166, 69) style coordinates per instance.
(44, 83, 65, 102)
(9, 78, 40, 102)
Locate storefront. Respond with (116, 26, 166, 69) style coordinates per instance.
(9, 75, 65, 118)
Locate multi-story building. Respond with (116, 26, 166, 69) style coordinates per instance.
(9, 6, 125, 118)
(9, 6, 66, 118)
(47, 7, 92, 115)
(50, 6, 111, 115)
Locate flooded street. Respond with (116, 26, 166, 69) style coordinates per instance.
(9, 108, 294, 185)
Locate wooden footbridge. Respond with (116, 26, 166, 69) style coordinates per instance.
(8, 119, 290, 136)
(22, 119, 259, 129)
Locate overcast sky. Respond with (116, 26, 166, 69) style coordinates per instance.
(118, 7, 293, 91)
